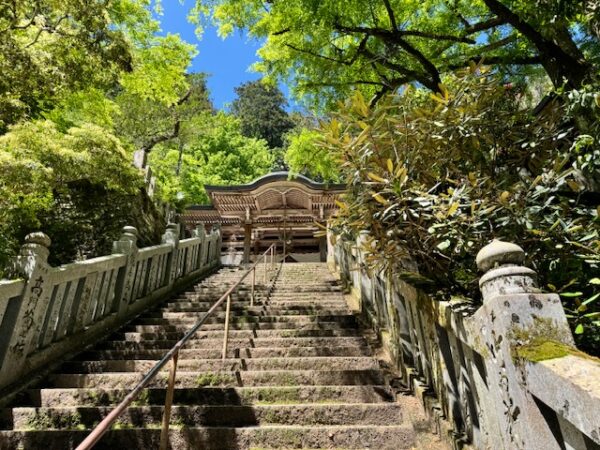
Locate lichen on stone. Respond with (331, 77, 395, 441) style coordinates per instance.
(509, 316, 600, 363)
(514, 340, 571, 362)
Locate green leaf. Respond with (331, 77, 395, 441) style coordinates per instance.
(437, 240, 451, 251)
(582, 293, 600, 306)
(560, 292, 584, 298)
(574, 324, 585, 334)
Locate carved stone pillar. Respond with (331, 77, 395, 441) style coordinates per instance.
(0, 232, 52, 384)
(112, 226, 140, 316)
(466, 239, 575, 450)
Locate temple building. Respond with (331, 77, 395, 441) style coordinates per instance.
(182, 172, 345, 264)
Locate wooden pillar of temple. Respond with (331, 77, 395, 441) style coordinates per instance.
(318, 223, 327, 262)
(243, 223, 252, 265)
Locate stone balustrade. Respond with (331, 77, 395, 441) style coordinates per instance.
(330, 234, 600, 450)
(0, 223, 221, 395)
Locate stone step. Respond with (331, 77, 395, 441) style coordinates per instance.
(140, 310, 351, 321)
(197, 285, 341, 291)
(28, 385, 393, 408)
(7, 403, 404, 430)
(135, 314, 356, 326)
(111, 328, 361, 342)
(0, 424, 416, 449)
(100, 336, 368, 350)
(265, 298, 343, 302)
(60, 357, 380, 373)
(77, 345, 373, 361)
(0, 263, 444, 450)
(124, 321, 357, 333)
(48, 369, 386, 388)
(162, 304, 348, 313)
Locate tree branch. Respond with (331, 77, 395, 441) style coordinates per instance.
(0, 1, 40, 34)
(140, 88, 193, 154)
(475, 34, 517, 53)
(272, 27, 290, 36)
(24, 14, 70, 48)
(382, 0, 398, 31)
(285, 36, 369, 67)
(140, 121, 181, 154)
(445, 55, 542, 70)
(285, 43, 353, 65)
(361, 47, 439, 92)
(334, 23, 474, 44)
(481, 0, 590, 87)
(464, 16, 506, 34)
(302, 80, 388, 88)
(333, 23, 442, 89)
(402, 29, 475, 44)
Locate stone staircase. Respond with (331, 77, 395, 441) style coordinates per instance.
(0, 263, 446, 449)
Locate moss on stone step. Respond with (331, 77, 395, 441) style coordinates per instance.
(195, 373, 236, 387)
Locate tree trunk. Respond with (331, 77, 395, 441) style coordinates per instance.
(482, 0, 592, 89)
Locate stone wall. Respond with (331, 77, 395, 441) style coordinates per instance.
(330, 233, 600, 450)
(0, 223, 221, 397)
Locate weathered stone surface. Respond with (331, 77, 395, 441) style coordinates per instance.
(526, 355, 600, 447)
(332, 236, 600, 450)
(476, 239, 525, 272)
(0, 223, 221, 397)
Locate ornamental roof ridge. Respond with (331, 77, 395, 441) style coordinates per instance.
(204, 171, 346, 193)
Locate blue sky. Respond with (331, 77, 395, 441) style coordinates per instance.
(158, 1, 294, 110)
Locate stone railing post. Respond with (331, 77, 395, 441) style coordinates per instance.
(162, 223, 180, 284)
(350, 230, 371, 304)
(112, 226, 139, 316)
(1, 233, 53, 382)
(468, 240, 574, 450)
(193, 225, 207, 269)
(133, 149, 146, 169)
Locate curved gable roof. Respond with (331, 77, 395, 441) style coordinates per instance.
(204, 172, 345, 194)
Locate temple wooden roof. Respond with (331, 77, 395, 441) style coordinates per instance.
(183, 172, 346, 228)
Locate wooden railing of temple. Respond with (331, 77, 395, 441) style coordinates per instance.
(330, 233, 600, 450)
(0, 223, 221, 396)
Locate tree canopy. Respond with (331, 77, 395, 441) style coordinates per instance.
(0, 0, 200, 267)
(231, 79, 294, 149)
(0, 0, 179, 131)
(149, 112, 273, 206)
(197, 0, 598, 108)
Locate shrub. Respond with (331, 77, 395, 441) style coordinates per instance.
(319, 69, 600, 354)
(0, 120, 163, 270)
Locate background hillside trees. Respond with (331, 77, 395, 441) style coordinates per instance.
(231, 80, 294, 149)
(149, 112, 273, 207)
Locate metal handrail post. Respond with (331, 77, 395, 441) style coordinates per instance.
(251, 266, 256, 307)
(159, 350, 179, 450)
(222, 294, 232, 360)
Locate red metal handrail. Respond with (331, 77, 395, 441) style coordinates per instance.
(76, 243, 278, 450)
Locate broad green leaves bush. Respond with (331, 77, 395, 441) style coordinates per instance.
(320, 70, 600, 354)
(0, 120, 160, 270)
